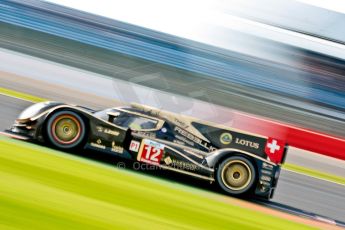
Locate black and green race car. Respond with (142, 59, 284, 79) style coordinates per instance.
(4, 101, 288, 199)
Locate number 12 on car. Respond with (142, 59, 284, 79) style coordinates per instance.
(137, 139, 164, 165)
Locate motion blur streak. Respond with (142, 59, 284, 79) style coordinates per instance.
(1, 0, 345, 113)
(0, 0, 344, 228)
(0, 45, 344, 160)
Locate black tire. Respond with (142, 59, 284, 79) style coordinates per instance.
(216, 156, 256, 196)
(46, 110, 86, 149)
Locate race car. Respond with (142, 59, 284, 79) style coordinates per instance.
(4, 101, 288, 199)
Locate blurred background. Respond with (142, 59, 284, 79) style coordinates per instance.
(0, 0, 345, 227)
(1, 0, 345, 136)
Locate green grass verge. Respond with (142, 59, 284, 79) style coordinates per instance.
(0, 87, 46, 103)
(0, 136, 314, 230)
(283, 163, 345, 185)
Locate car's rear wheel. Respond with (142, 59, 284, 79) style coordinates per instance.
(216, 156, 256, 196)
(46, 110, 86, 149)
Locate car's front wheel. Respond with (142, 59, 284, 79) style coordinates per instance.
(216, 156, 256, 196)
(46, 110, 86, 150)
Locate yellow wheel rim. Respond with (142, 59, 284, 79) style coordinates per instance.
(51, 115, 81, 144)
(221, 160, 252, 191)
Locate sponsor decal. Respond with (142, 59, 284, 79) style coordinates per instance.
(111, 141, 124, 154)
(161, 127, 167, 133)
(261, 169, 273, 175)
(260, 175, 272, 182)
(173, 139, 186, 146)
(91, 139, 106, 149)
(265, 138, 285, 164)
(129, 140, 140, 152)
(235, 138, 259, 149)
(174, 126, 199, 143)
(96, 126, 120, 136)
(174, 126, 216, 151)
(171, 160, 197, 171)
(175, 135, 194, 146)
(138, 139, 164, 165)
(104, 128, 120, 136)
(259, 180, 271, 192)
(164, 156, 172, 165)
(174, 118, 189, 129)
(260, 181, 271, 186)
(136, 131, 156, 138)
(259, 182, 270, 192)
(96, 126, 103, 133)
(220, 132, 232, 145)
(262, 162, 274, 170)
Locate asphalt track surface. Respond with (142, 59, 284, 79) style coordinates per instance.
(1, 94, 344, 226)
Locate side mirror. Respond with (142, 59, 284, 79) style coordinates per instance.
(107, 111, 120, 122)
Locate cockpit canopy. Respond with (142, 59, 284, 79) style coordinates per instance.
(94, 108, 163, 131)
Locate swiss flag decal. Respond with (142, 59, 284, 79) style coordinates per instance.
(265, 138, 286, 164)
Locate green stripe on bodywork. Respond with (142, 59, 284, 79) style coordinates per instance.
(0, 136, 313, 230)
(0, 87, 46, 102)
(283, 163, 345, 186)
